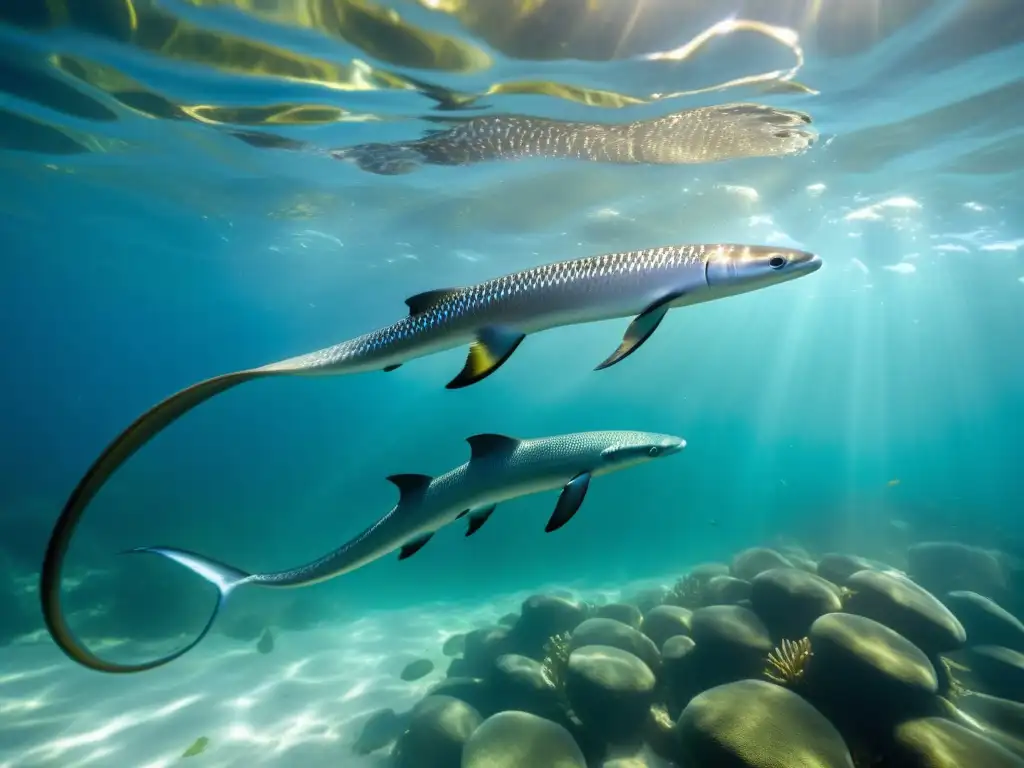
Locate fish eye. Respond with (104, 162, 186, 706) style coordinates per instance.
(648, 446, 661, 457)
(768, 254, 787, 270)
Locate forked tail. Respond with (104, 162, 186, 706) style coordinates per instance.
(40, 369, 274, 673)
(121, 546, 254, 655)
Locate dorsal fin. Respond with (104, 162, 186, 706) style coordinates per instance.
(405, 289, 460, 316)
(386, 473, 433, 500)
(466, 433, 521, 462)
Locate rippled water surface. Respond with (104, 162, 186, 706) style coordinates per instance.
(2, 0, 1024, 766)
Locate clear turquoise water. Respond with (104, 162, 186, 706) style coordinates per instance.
(1, 0, 1022, 720)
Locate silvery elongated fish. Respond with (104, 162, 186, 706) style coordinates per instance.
(232, 102, 815, 175)
(40, 242, 820, 672)
(77, 429, 686, 673)
(327, 102, 815, 174)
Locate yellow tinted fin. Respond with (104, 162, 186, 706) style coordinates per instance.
(446, 326, 526, 389)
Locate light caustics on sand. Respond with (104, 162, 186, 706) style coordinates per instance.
(39, 243, 821, 674)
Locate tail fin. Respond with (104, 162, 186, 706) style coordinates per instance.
(329, 143, 425, 175)
(126, 546, 251, 598)
(40, 369, 272, 674)
(120, 546, 253, 659)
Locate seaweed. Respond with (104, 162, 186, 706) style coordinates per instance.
(764, 637, 813, 687)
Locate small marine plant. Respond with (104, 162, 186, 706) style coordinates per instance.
(541, 632, 572, 692)
(665, 574, 704, 609)
(764, 637, 813, 687)
(941, 657, 973, 700)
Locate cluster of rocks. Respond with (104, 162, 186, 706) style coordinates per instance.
(353, 540, 1024, 767)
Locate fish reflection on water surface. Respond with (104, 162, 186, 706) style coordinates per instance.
(231, 102, 815, 175)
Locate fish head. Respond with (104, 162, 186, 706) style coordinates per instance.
(702, 245, 821, 299)
(597, 432, 686, 473)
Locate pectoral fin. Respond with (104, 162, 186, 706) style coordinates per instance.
(465, 504, 497, 537)
(594, 290, 685, 371)
(446, 326, 526, 389)
(545, 471, 591, 533)
(398, 532, 434, 560)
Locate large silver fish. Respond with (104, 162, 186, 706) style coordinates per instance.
(328, 102, 815, 174)
(83, 429, 685, 673)
(40, 242, 820, 672)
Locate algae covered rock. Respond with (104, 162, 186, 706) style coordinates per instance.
(442, 633, 467, 657)
(893, 716, 1024, 767)
(570, 618, 661, 674)
(844, 569, 966, 655)
(490, 654, 563, 720)
(660, 635, 698, 716)
(461, 711, 585, 768)
(622, 586, 669, 614)
(966, 646, 1024, 703)
(426, 677, 496, 718)
(957, 692, 1024, 757)
(908, 541, 1006, 597)
(515, 595, 588, 657)
(689, 605, 773, 676)
(640, 605, 692, 649)
(565, 645, 656, 744)
(393, 695, 481, 768)
(352, 707, 408, 755)
(401, 658, 435, 682)
(690, 562, 731, 581)
(731, 547, 795, 581)
(805, 613, 938, 723)
(677, 679, 854, 768)
(816, 553, 877, 586)
(750, 567, 842, 640)
(704, 575, 753, 605)
(595, 603, 643, 629)
(945, 591, 1024, 651)
(462, 625, 513, 675)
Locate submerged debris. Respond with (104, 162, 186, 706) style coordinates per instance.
(256, 628, 274, 654)
(181, 736, 209, 758)
(764, 637, 813, 686)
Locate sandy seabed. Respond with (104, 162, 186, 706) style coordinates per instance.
(0, 577, 671, 768)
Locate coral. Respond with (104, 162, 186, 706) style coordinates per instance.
(541, 632, 572, 692)
(666, 575, 705, 609)
(764, 637, 813, 686)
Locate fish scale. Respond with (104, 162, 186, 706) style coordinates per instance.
(284, 244, 712, 370)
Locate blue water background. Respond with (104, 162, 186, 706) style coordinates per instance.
(2, 0, 1023, 626)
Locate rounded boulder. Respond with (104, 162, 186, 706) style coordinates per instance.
(565, 645, 656, 744)
(461, 711, 586, 768)
(677, 679, 854, 768)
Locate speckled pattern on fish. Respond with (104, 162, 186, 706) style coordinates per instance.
(333, 102, 815, 174)
(270, 245, 714, 371)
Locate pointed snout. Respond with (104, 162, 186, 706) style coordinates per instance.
(793, 251, 823, 275)
(661, 436, 687, 456)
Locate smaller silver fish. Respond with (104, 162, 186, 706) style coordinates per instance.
(115, 429, 686, 673)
